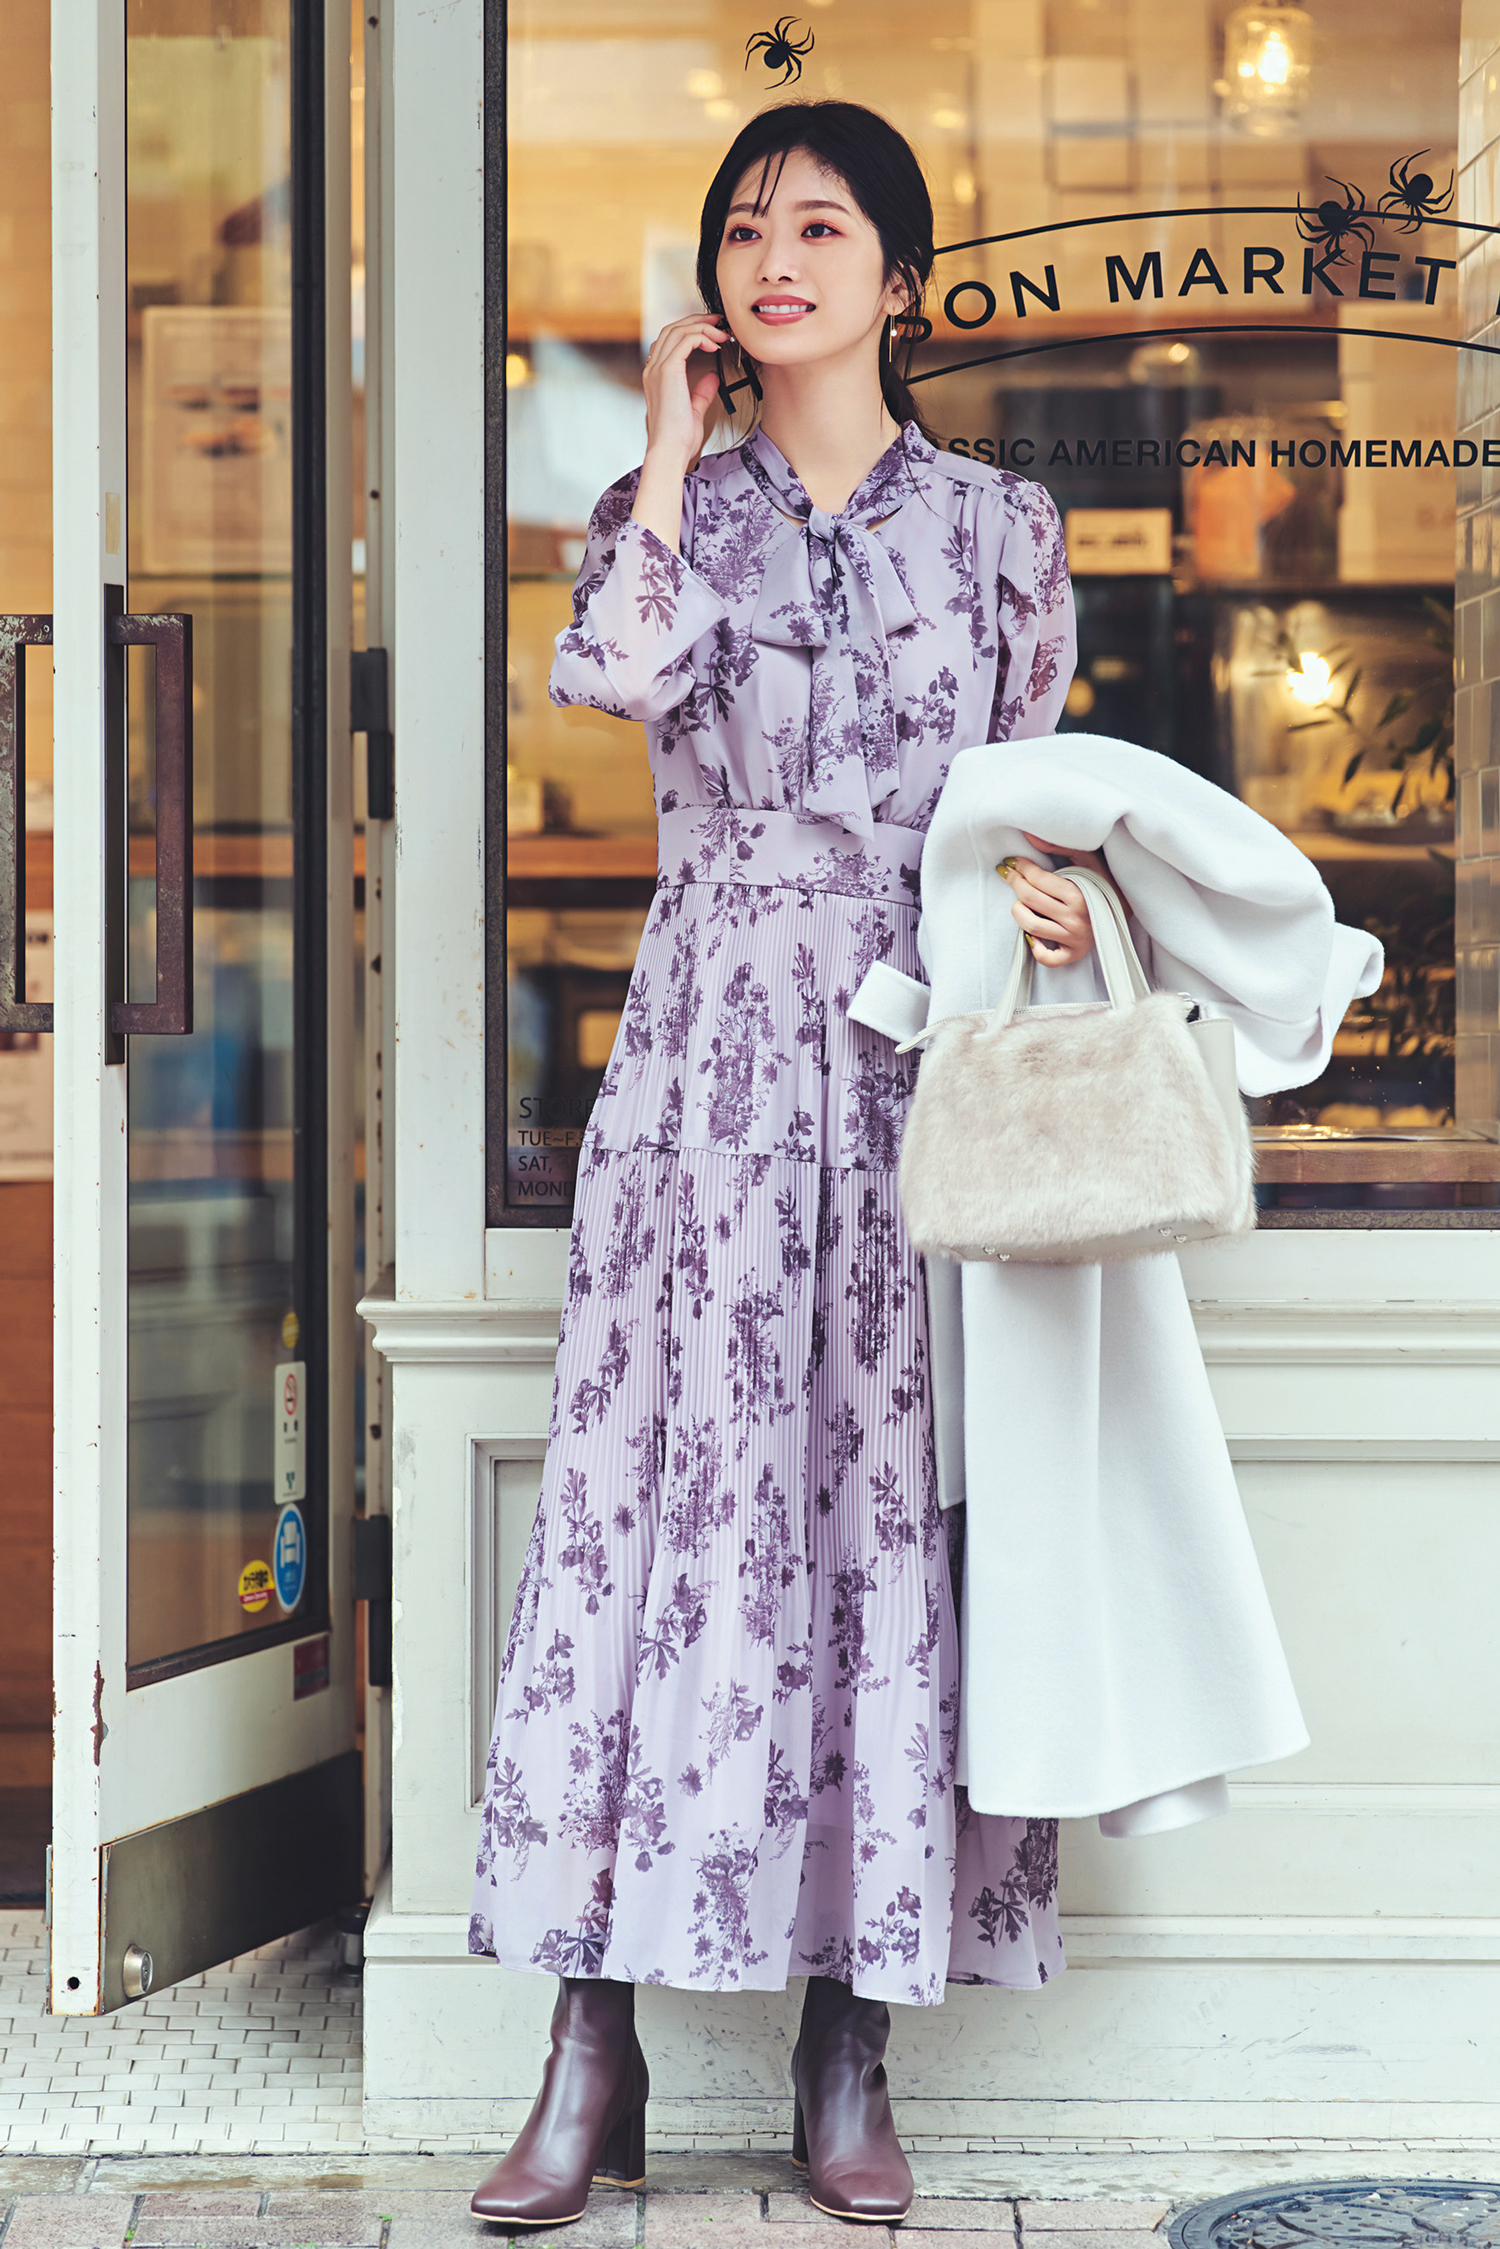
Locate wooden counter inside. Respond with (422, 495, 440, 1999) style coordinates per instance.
(507, 833, 658, 881)
(22, 831, 368, 911)
(1254, 1132, 1500, 1183)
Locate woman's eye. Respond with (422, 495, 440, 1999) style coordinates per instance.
(803, 223, 836, 238)
(726, 226, 758, 243)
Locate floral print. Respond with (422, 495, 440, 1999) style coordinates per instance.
(470, 423, 1075, 2004)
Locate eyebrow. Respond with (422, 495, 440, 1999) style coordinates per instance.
(725, 196, 851, 216)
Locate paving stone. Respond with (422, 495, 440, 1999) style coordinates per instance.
(465, 2200, 638, 2248)
(382, 2219, 496, 2249)
(893, 2203, 1017, 2232)
(762, 2194, 891, 2241)
(1018, 2213, 1167, 2235)
(267, 2191, 458, 2235)
(307, 2170, 496, 2193)
(134, 2195, 265, 2221)
(0, 2166, 90, 2194)
(644, 2193, 771, 2244)
(1014, 2235, 1165, 2249)
(645, 2161, 805, 2195)
(1, 2194, 138, 2249)
(132, 2223, 382, 2246)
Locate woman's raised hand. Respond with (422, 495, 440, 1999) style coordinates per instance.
(632, 314, 733, 551)
(641, 312, 733, 471)
(999, 836, 1117, 967)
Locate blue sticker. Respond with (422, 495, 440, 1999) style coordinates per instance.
(274, 1504, 307, 1614)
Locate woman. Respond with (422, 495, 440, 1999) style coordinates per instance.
(470, 100, 1104, 2228)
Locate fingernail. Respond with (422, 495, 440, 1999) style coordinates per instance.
(998, 858, 1017, 877)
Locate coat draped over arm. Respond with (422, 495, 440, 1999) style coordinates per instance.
(850, 735, 1385, 1835)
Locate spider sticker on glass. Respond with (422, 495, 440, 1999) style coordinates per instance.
(744, 15, 814, 84)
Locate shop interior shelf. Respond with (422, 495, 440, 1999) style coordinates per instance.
(1253, 1130, 1500, 1182)
(507, 832, 658, 879)
(22, 830, 368, 909)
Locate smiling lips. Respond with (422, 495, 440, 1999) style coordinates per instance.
(752, 295, 816, 323)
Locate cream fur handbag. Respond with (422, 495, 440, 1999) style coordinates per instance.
(896, 864, 1255, 1265)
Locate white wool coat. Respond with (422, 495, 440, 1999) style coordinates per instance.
(849, 735, 1386, 1838)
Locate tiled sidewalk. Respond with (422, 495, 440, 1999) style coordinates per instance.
(5, 1903, 1498, 2231)
(0, 2171, 1171, 2249)
(0, 1915, 362, 2155)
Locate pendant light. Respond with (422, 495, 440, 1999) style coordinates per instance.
(1220, 4, 1314, 137)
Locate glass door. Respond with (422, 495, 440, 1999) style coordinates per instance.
(41, 0, 359, 2016)
(124, 0, 311, 1683)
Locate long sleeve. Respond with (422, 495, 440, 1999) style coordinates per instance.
(549, 470, 730, 723)
(988, 483, 1077, 742)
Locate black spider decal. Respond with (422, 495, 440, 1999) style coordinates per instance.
(1377, 148, 1455, 232)
(1296, 176, 1376, 264)
(745, 15, 814, 83)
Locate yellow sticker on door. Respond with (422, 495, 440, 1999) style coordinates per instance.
(238, 1559, 273, 1614)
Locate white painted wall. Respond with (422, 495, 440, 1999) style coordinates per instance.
(364, 1227, 1500, 2148)
(366, 0, 1500, 2152)
(388, 0, 486, 1310)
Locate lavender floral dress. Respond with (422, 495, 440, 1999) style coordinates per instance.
(470, 422, 1077, 2005)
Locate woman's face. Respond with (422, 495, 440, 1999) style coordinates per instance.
(714, 146, 902, 372)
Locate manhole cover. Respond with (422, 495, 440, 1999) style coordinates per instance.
(1170, 2181, 1500, 2249)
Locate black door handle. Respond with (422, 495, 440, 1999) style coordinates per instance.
(0, 615, 55, 1035)
(1, 605, 195, 1051)
(109, 609, 194, 1039)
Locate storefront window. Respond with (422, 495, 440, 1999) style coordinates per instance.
(491, 0, 1495, 1225)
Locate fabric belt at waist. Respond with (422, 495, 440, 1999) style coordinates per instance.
(656, 805, 924, 906)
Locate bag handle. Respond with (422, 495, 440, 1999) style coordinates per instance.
(893, 861, 1148, 1054)
(996, 861, 1149, 1025)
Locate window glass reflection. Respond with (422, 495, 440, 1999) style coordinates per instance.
(125, 0, 306, 1669)
(503, 0, 1486, 1216)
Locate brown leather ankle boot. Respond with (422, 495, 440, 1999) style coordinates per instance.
(471, 1976, 648, 2228)
(790, 1974, 913, 2222)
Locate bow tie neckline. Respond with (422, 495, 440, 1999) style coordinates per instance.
(742, 422, 933, 839)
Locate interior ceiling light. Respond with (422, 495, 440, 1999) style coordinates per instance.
(1221, 4, 1313, 138)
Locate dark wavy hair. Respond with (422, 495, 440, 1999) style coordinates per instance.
(695, 102, 935, 439)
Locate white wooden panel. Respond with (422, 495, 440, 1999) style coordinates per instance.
(1234, 1460, 1500, 1782)
(363, 1933, 1500, 2145)
(469, 1438, 546, 1806)
(50, 0, 130, 2010)
(386, 1354, 557, 1915)
(390, 0, 485, 1303)
(1060, 1795, 1500, 1917)
(376, 1006, 1500, 2130)
(1181, 1228, 1500, 1304)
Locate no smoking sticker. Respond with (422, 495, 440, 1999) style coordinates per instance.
(275, 1359, 307, 1503)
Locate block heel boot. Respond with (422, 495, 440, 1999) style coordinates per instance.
(790, 1975, 913, 2223)
(470, 1977, 648, 2229)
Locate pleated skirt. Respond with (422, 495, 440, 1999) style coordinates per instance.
(470, 873, 1064, 2004)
